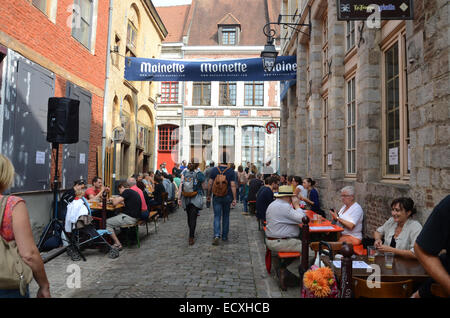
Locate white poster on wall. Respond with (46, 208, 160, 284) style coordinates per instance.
(36, 151, 45, 165)
(327, 153, 332, 166)
(80, 153, 86, 165)
(389, 147, 398, 165)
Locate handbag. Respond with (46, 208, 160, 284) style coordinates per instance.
(0, 195, 33, 296)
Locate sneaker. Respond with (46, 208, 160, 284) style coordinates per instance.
(212, 237, 220, 246)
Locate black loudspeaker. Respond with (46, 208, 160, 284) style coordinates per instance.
(47, 97, 80, 144)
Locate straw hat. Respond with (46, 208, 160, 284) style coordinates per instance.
(274, 185, 295, 198)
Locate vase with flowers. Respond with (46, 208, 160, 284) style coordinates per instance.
(301, 265, 339, 298)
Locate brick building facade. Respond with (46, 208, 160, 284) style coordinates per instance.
(279, 0, 449, 236)
(156, 0, 282, 173)
(0, 0, 109, 236)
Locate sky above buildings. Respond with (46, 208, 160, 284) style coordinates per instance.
(152, 0, 192, 6)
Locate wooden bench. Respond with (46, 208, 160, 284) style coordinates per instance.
(149, 192, 168, 222)
(120, 211, 159, 248)
(264, 223, 302, 290)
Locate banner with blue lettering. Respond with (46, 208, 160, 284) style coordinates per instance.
(124, 56, 297, 82)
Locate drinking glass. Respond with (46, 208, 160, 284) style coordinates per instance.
(367, 246, 376, 262)
(385, 252, 394, 269)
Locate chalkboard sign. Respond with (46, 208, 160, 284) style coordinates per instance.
(337, 0, 414, 21)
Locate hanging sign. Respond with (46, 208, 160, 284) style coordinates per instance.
(124, 56, 297, 82)
(337, 0, 414, 21)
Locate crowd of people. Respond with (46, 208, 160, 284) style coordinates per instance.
(0, 152, 448, 298)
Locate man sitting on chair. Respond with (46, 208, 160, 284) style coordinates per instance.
(265, 185, 315, 279)
(107, 182, 142, 251)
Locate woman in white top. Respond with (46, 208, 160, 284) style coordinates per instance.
(330, 186, 364, 245)
(292, 176, 307, 207)
(373, 197, 422, 259)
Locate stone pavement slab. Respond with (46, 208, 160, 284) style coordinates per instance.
(30, 202, 300, 298)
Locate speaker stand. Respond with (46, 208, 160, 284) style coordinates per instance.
(37, 143, 86, 261)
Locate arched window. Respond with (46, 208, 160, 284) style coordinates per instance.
(126, 5, 139, 57)
(219, 125, 235, 163)
(189, 125, 212, 165)
(242, 126, 265, 171)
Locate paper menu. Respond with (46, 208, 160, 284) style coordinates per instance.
(310, 226, 335, 231)
(332, 261, 373, 269)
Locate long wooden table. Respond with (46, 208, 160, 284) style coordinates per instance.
(322, 253, 429, 283)
(89, 201, 124, 229)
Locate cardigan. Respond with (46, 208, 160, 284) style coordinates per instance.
(376, 217, 423, 253)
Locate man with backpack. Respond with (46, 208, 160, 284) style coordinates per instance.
(207, 153, 237, 246)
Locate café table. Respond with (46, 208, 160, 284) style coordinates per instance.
(321, 253, 430, 285)
(302, 210, 344, 234)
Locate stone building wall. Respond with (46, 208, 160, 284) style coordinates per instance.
(280, 0, 449, 238)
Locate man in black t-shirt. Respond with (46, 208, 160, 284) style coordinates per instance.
(248, 174, 264, 215)
(255, 176, 279, 223)
(107, 183, 142, 250)
(412, 195, 450, 298)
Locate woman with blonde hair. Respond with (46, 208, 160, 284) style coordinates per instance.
(0, 154, 50, 298)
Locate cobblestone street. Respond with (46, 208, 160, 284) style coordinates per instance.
(30, 203, 300, 298)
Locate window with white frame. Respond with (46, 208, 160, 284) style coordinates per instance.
(221, 27, 237, 45)
(322, 12, 329, 78)
(346, 21, 356, 51)
(71, 0, 94, 50)
(242, 126, 265, 171)
(190, 125, 212, 164)
(383, 34, 409, 177)
(193, 82, 211, 106)
(219, 82, 236, 106)
(219, 126, 235, 163)
(126, 20, 138, 57)
(244, 81, 264, 106)
(32, 0, 48, 15)
(346, 77, 356, 175)
(322, 96, 328, 173)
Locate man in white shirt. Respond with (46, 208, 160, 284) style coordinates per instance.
(265, 185, 315, 283)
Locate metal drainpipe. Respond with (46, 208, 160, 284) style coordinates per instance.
(180, 48, 185, 164)
(101, 0, 113, 180)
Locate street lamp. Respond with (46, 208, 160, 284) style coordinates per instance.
(260, 37, 278, 73)
(261, 6, 312, 72)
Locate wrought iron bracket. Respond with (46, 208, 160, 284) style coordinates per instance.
(263, 6, 312, 43)
(358, 23, 365, 48)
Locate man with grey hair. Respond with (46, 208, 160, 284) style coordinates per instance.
(330, 185, 364, 245)
(128, 176, 148, 214)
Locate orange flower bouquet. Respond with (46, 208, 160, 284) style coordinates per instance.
(302, 265, 339, 298)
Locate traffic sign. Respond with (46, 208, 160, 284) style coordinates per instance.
(265, 121, 278, 134)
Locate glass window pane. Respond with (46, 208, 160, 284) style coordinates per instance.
(80, 0, 93, 21)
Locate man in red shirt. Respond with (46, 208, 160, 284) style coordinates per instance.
(127, 177, 148, 213)
(85, 176, 109, 201)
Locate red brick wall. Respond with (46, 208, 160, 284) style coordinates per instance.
(0, 0, 108, 89)
(0, 0, 109, 184)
